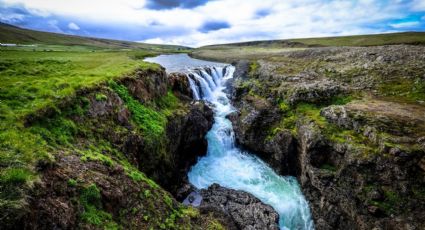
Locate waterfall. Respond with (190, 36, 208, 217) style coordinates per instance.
(187, 76, 200, 100)
(145, 54, 314, 230)
(186, 65, 314, 230)
(190, 72, 213, 100)
(200, 69, 216, 90)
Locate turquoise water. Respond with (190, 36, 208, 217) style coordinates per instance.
(145, 54, 314, 230)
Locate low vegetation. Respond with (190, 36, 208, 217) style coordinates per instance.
(0, 38, 195, 228)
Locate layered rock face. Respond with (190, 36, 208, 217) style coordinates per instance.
(182, 184, 280, 230)
(8, 67, 221, 229)
(226, 45, 425, 230)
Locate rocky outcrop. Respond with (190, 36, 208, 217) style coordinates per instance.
(225, 45, 425, 230)
(121, 68, 168, 103)
(196, 184, 279, 230)
(168, 72, 193, 99)
(167, 101, 214, 192)
(11, 67, 219, 229)
(297, 118, 425, 230)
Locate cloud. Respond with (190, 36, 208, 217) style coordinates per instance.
(1, 0, 424, 47)
(47, 19, 62, 33)
(68, 22, 80, 30)
(390, 21, 420, 28)
(411, 0, 425, 11)
(199, 21, 230, 33)
(145, 0, 211, 10)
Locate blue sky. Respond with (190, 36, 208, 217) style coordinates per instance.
(1, 0, 425, 47)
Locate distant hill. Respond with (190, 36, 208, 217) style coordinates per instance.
(0, 22, 189, 51)
(200, 32, 425, 49)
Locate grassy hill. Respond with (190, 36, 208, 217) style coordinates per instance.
(202, 32, 425, 49)
(0, 22, 189, 51)
(191, 32, 425, 62)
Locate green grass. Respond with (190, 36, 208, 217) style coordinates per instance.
(79, 184, 119, 227)
(0, 48, 167, 220)
(0, 22, 190, 51)
(0, 50, 161, 119)
(109, 81, 167, 141)
(0, 168, 34, 185)
(289, 32, 425, 47)
(199, 32, 425, 49)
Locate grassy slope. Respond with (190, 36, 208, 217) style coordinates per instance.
(0, 24, 199, 228)
(0, 49, 158, 199)
(0, 22, 190, 51)
(191, 32, 425, 62)
(202, 32, 425, 48)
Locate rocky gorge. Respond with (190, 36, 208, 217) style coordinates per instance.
(3, 57, 284, 229)
(2, 44, 424, 230)
(208, 45, 425, 230)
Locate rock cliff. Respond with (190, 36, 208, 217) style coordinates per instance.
(225, 45, 425, 229)
(2, 67, 223, 229)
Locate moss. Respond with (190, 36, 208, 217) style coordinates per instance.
(207, 220, 225, 230)
(109, 81, 166, 144)
(330, 95, 353, 105)
(95, 93, 108, 101)
(164, 194, 173, 208)
(78, 148, 114, 167)
(179, 206, 199, 218)
(126, 169, 159, 189)
(367, 187, 403, 215)
(0, 168, 34, 185)
(30, 116, 77, 146)
(320, 164, 337, 171)
(79, 184, 119, 227)
(144, 190, 152, 198)
(278, 101, 290, 112)
(68, 178, 77, 187)
(378, 77, 425, 103)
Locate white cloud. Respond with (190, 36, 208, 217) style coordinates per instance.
(0, 0, 419, 47)
(68, 22, 80, 30)
(0, 13, 25, 23)
(390, 21, 420, 28)
(411, 0, 425, 11)
(47, 19, 62, 33)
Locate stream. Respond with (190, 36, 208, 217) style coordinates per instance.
(145, 54, 314, 230)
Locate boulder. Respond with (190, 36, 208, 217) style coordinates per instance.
(199, 184, 280, 230)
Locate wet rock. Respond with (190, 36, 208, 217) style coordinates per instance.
(199, 184, 279, 230)
(168, 72, 193, 99)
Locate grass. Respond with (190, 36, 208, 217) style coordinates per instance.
(109, 81, 167, 140)
(0, 50, 161, 119)
(268, 98, 379, 156)
(192, 32, 425, 61)
(79, 184, 119, 228)
(0, 47, 172, 222)
(199, 32, 425, 49)
(0, 22, 190, 51)
(289, 32, 425, 47)
(109, 81, 184, 159)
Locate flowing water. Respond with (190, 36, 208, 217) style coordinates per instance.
(145, 54, 314, 230)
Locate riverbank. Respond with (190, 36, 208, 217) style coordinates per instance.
(192, 45, 425, 229)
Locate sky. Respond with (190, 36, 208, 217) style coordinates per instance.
(1, 0, 425, 47)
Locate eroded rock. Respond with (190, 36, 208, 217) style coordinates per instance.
(199, 184, 280, 230)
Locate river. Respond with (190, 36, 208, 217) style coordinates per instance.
(145, 54, 314, 230)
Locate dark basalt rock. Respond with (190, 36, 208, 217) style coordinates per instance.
(168, 72, 193, 99)
(198, 184, 279, 230)
(227, 45, 425, 230)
